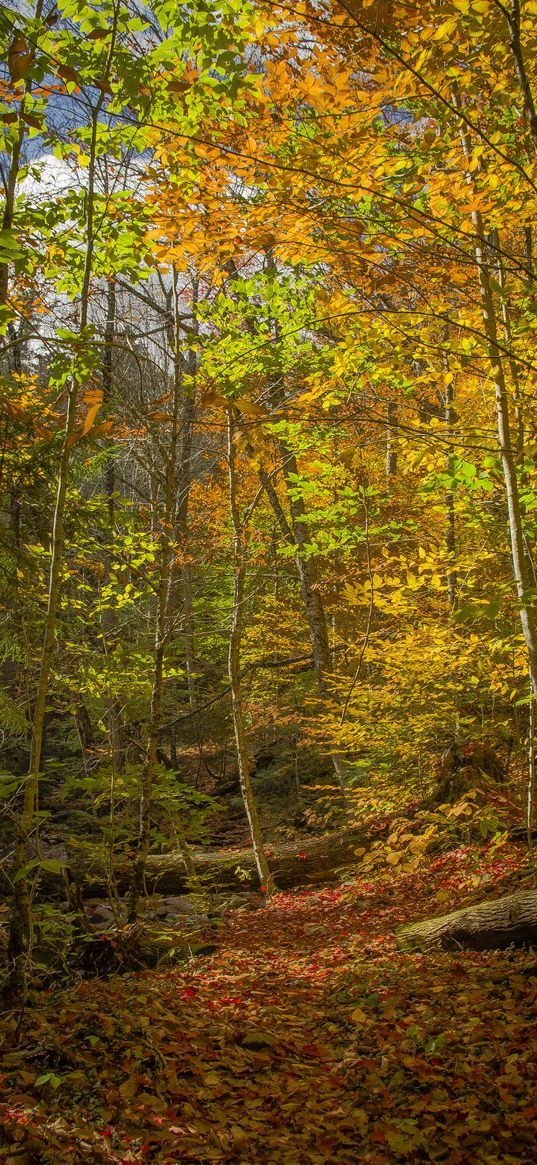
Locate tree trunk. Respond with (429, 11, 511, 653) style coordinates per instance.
(227, 409, 275, 896)
(456, 111, 537, 705)
(385, 399, 398, 486)
(444, 374, 458, 611)
(233, 248, 349, 798)
(128, 268, 199, 917)
(0, 39, 33, 311)
(396, 889, 537, 952)
(257, 437, 349, 796)
(73, 701, 98, 779)
(100, 274, 125, 778)
(503, 0, 537, 158)
(5, 30, 120, 994)
(6, 386, 78, 997)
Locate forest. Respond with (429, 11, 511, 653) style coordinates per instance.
(2, 0, 537, 1160)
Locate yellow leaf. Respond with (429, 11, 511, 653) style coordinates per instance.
(433, 18, 458, 39)
(450, 802, 472, 817)
(350, 1007, 368, 1025)
(235, 397, 270, 418)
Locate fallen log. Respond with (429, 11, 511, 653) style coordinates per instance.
(396, 889, 537, 952)
(143, 826, 370, 895)
(1, 825, 372, 900)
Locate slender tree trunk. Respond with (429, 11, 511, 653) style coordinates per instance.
(491, 228, 526, 462)
(503, 0, 537, 156)
(524, 225, 533, 274)
(386, 399, 398, 487)
(162, 278, 199, 755)
(1, 10, 38, 568)
(100, 276, 125, 777)
(7, 321, 23, 546)
(128, 636, 166, 918)
(225, 251, 348, 799)
(6, 30, 117, 995)
(6, 385, 78, 997)
(264, 251, 348, 797)
(527, 686, 537, 885)
(444, 375, 457, 611)
(227, 409, 274, 896)
(128, 270, 198, 917)
(0, 95, 29, 310)
(257, 450, 348, 797)
(182, 562, 197, 719)
(456, 117, 537, 704)
(74, 700, 98, 779)
(178, 306, 199, 726)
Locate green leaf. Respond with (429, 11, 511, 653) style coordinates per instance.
(0, 229, 23, 263)
(12, 858, 40, 883)
(39, 859, 66, 874)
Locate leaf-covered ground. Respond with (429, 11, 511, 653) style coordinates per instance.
(1, 840, 537, 1164)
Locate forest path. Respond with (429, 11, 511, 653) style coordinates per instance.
(1, 848, 537, 1164)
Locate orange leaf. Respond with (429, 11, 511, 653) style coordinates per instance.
(81, 391, 103, 437)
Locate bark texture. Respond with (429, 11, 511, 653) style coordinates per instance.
(396, 889, 537, 952)
(12, 825, 371, 900)
(227, 409, 275, 895)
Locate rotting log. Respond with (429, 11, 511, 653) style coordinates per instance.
(396, 889, 537, 952)
(142, 826, 370, 895)
(1, 825, 372, 900)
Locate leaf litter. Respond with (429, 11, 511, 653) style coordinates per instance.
(1, 839, 537, 1164)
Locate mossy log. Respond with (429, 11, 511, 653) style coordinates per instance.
(5, 825, 370, 900)
(396, 889, 537, 952)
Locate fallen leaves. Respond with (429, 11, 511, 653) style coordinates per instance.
(1, 842, 537, 1162)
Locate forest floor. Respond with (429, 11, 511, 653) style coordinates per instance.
(1, 834, 537, 1164)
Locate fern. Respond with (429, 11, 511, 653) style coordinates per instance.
(0, 688, 28, 739)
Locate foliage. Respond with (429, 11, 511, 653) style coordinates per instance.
(1, 0, 537, 1040)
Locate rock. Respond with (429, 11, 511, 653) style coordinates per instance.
(162, 895, 200, 914)
(87, 903, 115, 927)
